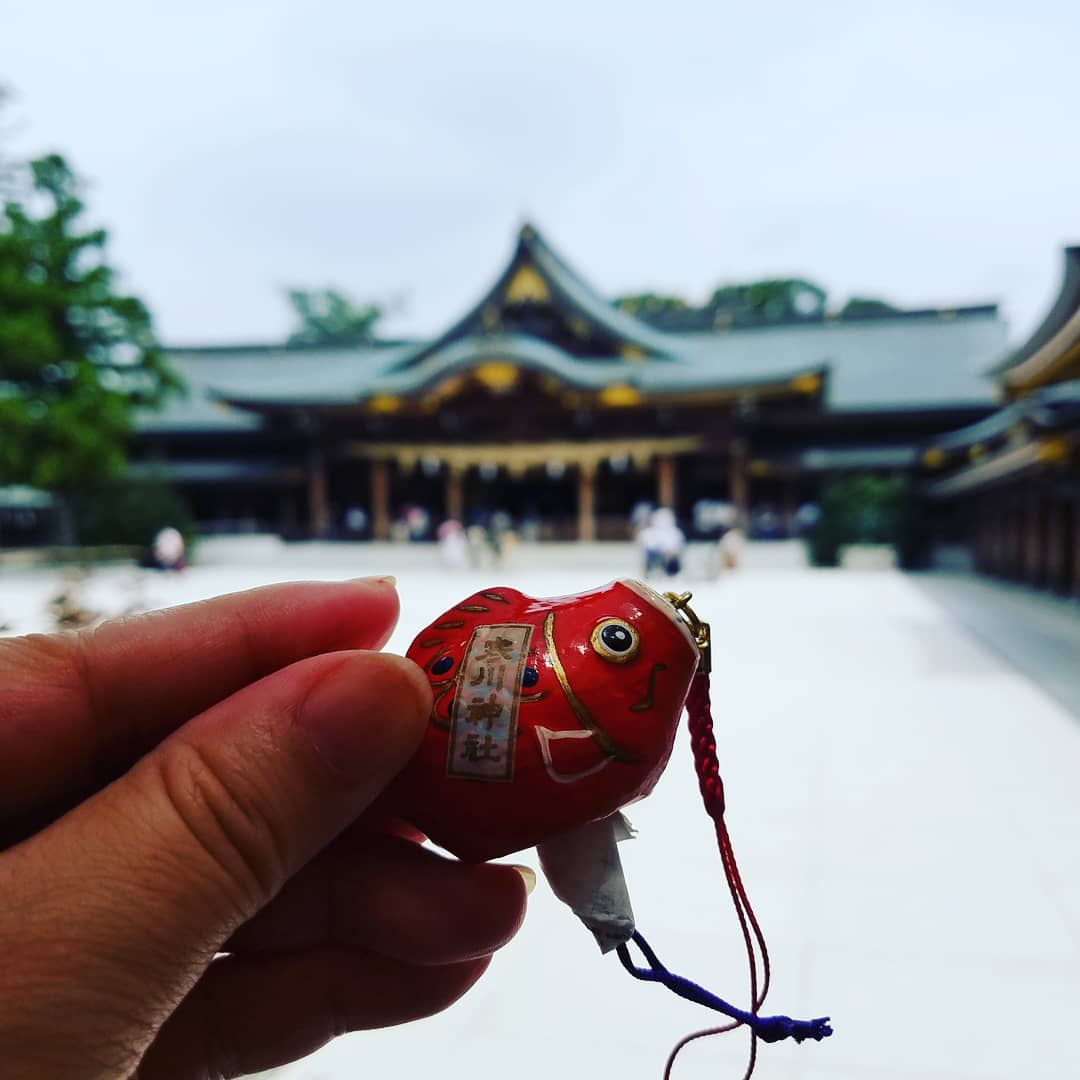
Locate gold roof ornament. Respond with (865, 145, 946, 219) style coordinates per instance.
(1037, 436, 1071, 464)
(922, 447, 946, 469)
(506, 264, 550, 304)
(366, 394, 402, 415)
(620, 343, 646, 361)
(473, 361, 519, 393)
(790, 372, 822, 394)
(598, 384, 643, 408)
(969, 443, 987, 461)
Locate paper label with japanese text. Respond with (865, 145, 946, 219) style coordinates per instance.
(447, 624, 532, 781)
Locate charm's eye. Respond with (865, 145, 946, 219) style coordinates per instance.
(522, 666, 539, 688)
(431, 655, 454, 676)
(590, 618, 640, 664)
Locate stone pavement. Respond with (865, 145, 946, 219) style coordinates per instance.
(912, 571, 1080, 721)
(3, 545, 1079, 1078)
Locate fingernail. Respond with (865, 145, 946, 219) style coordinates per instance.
(298, 653, 427, 788)
(509, 864, 536, 895)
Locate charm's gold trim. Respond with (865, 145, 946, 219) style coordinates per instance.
(630, 662, 668, 712)
(543, 612, 634, 763)
(662, 591, 711, 674)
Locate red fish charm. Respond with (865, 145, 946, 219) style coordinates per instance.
(382, 578, 700, 864)
(382, 580, 833, 1077)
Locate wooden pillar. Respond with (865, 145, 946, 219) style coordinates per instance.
(729, 438, 749, 530)
(783, 481, 798, 535)
(370, 459, 391, 540)
(306, 445, 329, 539)
(989, 498, 1006, 578)
(577, 463, 596, 542)
(1069, 498, 1080, 596)
(1006, 497, 1022, 580)
(1045, 498, 1064, 592)
(1023, 492, 1043, 586)
(445, 466, 465, 523)
(656, 455, 676, 510)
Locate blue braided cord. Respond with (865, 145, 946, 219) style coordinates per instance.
(616, 931, 833, 1045)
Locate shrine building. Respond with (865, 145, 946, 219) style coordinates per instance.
(923, 246, 1080, 594)
(138, 225, 1007, 541)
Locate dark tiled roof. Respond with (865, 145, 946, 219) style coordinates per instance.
(925, 379, 1080, 461)
(991, 247, 1080, 376)
(142, 227, 1008, 430)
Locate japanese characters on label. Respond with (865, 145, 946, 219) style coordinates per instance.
(447, 624, 532, 781)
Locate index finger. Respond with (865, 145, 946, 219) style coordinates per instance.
(0, 577, 399, 821)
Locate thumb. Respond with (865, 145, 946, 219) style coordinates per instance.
(0, 650, 430, 1078)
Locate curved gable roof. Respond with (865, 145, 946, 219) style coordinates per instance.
(996, 246, 1080, 392)
(392, 224, 680, 368)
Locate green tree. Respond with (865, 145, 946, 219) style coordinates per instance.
(707, 278, 826, 325)
(840, 296, 899, 319)
(0, 153, 179, 491)
(807, 473, 930, 569)
(614, 292, 689, 317)
(286, 288, 382, 346)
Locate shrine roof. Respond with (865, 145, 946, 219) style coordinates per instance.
(992, 246, 1080, 393)
(924, 378, 1080, 460)
(139, 227, 1007, 431)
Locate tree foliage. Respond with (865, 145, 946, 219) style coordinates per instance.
(0, 153, 179, 491)
(286, 288, 382, 346)
(708, 278, 826, 324)
(615, 293, 689, 317)
(840, 296, 899, 319)
(617, 276, 902, 329)
(69, 471, 194, 550)
(808, 474, 930, 569)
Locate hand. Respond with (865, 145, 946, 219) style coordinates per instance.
(0, 578, 530, 1079)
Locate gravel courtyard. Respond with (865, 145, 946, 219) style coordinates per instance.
(3, 540, 1079, 1079)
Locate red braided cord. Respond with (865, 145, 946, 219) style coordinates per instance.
(667, 671, 773, 1080)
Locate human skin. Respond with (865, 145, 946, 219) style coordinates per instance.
(0, 578, 531, 1078)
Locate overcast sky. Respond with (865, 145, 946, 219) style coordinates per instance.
(3, 0, 1078, 347)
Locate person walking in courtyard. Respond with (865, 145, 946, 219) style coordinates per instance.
(638, 506, 686, 578)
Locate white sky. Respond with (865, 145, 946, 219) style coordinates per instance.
(3, 0, 1078, 346)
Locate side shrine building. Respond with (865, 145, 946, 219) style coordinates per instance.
(924, 246, 1080, 594)
(139, 225, 1007, 541)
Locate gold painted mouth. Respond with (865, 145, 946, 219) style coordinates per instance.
(543, 611, 635, 764)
